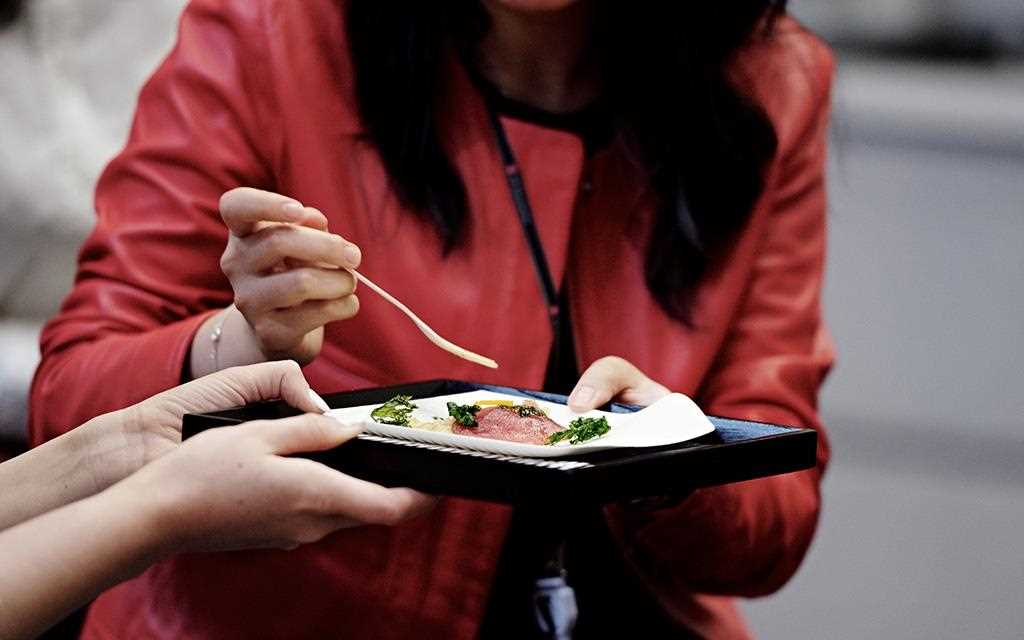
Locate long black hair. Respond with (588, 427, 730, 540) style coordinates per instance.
(347, 1, 785, 324)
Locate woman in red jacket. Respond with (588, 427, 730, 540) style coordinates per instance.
(31, 0, 834, 638)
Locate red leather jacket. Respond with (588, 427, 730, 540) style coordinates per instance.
(30, 2, 834, 638)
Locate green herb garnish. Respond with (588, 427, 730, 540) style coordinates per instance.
(371, 395, 417, 426)
(509, 404, 547, 418)
(546, 416, 611, 445)
(447, 402, 481, 427)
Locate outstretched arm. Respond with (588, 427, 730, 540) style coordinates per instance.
(0, 413, 432, 640)
(0, 362, 433, 639)
(1, 361, 324, 531)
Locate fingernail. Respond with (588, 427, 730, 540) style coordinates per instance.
(344, 244, 361, 267)
(283, 202, 304, 214)
(570, 385, 595, 409)
(308, 389, 330, 414)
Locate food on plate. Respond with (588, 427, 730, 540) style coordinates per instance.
(369, 395, 450, 431)
(368, 395, 612, 446)
(452, 403, 563, 446)
(546, 416, 611, 445)
(446, 402, 480, 427)
(369, 395, 416, 426)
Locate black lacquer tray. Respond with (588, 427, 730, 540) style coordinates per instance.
(182, 379, 816, 505)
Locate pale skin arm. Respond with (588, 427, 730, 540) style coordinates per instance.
(0, 472, 168, 640)
(0, 360, 327, 531)
(189, 188, 363, 379)
(0, 362, 434, 640)
(0, 415, 431, 640)
(0, 416, 127, 533)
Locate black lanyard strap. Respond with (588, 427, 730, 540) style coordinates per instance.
(488, 110, 561, 331)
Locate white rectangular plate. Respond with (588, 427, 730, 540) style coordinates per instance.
(327, 390, 715, 458)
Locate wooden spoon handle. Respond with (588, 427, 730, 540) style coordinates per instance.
(347, 269, 499, 369)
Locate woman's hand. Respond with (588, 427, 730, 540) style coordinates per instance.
(567, 356, 671, 411)
(83, 361, 329, 493)
(218, 187, 362, 364)
(119, 413, 436, 553)
(569, 357, 689, 511)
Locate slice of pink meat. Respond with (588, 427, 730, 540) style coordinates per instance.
(452, 406, 564, 445)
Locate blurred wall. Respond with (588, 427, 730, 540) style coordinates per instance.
(0, 0, 187, 436)
(743, 2, 1024, 638)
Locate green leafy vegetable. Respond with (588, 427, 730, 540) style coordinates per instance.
(546, 416, 611, 445)
(371, 395, 417, 426)
(447, 402, 481, 427)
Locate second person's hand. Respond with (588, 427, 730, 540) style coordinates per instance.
(78, 361, 330, 496)
(115, 413, 437, 554)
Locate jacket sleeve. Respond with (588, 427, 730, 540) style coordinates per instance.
(29, 0, 276, 444)
(614, 42, 835, 599)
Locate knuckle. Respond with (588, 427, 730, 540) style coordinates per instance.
(291, 270, 317, 296)
(370, 500, 404, 527)
(254, 318, 282, 344)
(296, 483, 331, 516)
(219, 250, 237, 276)
(595, 355, 627, 372)
(233, 293, 251, 313)
(218, 189, 239, 214)
(262, 228, 289, 257)
(233, 289, 256, 314)
(306, 420, 330, 446)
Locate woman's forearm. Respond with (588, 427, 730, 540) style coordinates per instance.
(0, 417, 129, 531)
(187, 306, 269, 380)
(0, 486, 166, 640)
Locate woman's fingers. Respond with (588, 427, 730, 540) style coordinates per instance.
(290, 460, 438, 526)
(237, 224, 361, 273)
(271, 297, 361, 338)
(220, 187, 327, 236)
(130, 362, 323, 436)
(235, 268, 357, 312)
(242, 296, 358, 355)
(212, 360, 328, 415)
(568, 356, 671, 411)
(250, 414, 360, 456)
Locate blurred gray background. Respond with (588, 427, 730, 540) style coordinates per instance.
(743, 1, 1024, 638)
(0, 1, 1022, 638)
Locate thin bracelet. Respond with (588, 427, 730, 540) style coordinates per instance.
(209, 306, 232, 373)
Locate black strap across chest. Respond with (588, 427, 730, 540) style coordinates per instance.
(487, 109, 562, 334)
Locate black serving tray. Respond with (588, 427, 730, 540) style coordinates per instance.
(182, 379, 816, 506)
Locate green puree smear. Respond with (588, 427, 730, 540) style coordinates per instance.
(370, 395, 417, 426)
(546, 416, 611, 445)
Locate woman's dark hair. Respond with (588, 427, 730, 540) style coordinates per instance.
(0, 0, 26, 28)
(347, 1, 785, 324)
